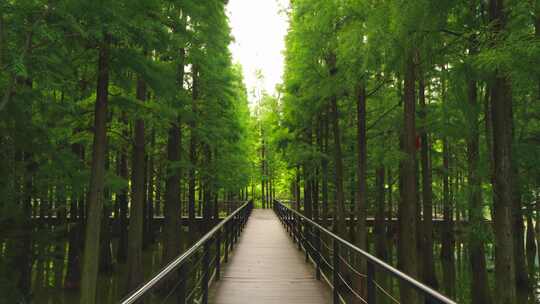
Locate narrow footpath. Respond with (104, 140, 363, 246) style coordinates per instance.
(209, 209, 332, 304)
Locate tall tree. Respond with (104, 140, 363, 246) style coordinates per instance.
(488, 1, 516, 303)
(80, 34, 111, 304)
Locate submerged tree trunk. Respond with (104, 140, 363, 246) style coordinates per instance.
(126, 75, 147, 291)
(80, 35, 110, 304)
(15, 150, 33, 301)
(66, 142, 83, 288)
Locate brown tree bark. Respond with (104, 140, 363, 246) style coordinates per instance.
(65, 142, 83, 288)
(304, 126, 313, 219)
(529, 0, 540, 279)
(146, 132, 155, 246)
(80, 34, 110, 304)
(163, 46, 184, 265)
(322, 109, 329, 228)
(375, 166, 389, 302)
(488, 1, 517, 303)
(261, 134, 266, 209)
(356, 82, 367, 253)
(117, 112, 129, 264)
(398, 51, 419, 303)
(466, 75, 491, 304)
(327, 53, 345, 235)
(188, 65, 199, 243)
(126, 75, 147, 291)
(418, 72, 437, 289)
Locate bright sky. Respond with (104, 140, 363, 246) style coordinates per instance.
(227, 0, 289, 104)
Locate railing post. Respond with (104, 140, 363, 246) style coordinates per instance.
(305, 221, 309, 262)
(232, 215, 237, 245)
(315, 226, 321, 280)
(367, 260, 376, 304)
(216, 229, 221, 281)
(202, 241, 210, 304)
(224, 221, 229, 263)
(333, 238, 340, 304)
(289, 210, 293, 237)
(237, 213, 241, 239)
(296, 214, 302, 250)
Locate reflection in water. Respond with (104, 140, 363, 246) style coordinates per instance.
(31, 232, 185, 304)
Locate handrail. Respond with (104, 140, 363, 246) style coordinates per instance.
(120, 200, 253, 304)
(273, 200, 457, 304)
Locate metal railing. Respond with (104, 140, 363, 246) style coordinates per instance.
(273, 200, 457, 304)
(120, 200, 253, 304)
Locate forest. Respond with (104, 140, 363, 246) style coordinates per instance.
(0, 0, 539, 304)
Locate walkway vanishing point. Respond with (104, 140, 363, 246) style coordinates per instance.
(120, 201, 457, 304)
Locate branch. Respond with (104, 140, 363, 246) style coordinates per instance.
(366, 78, 392, 98)
(367, 102, 400, 131)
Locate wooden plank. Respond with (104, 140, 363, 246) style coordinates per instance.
(209, 209, 332, 304)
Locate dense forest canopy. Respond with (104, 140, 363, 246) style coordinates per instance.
(0, 0, 539, 304)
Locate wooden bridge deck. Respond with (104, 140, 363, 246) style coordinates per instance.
(209, 209, 332, 304)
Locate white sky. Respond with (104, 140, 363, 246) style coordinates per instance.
(227, 0, 289, 104)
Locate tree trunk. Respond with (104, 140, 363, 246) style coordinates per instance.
(314, 117, 322, 222)
(15, 151, 33, 300)
(322, 109, 329, 228)
(398, 51, 419, 302)
(0, 12, 3, 68)
(163, 122, 182, 263)
(466, 74, 491, 304)
(488, 2, 516, 303)
(441, 69, 456, 298)
(126, 75, 147, 291)
(356, 82, 367, 254)
(304, 126, 313, 219)
(418, 72, 437, 289)
(202, 145, 213, 233)
(80, 35, 110, 304)
(117, 112, 128, 264)
(163, 46, 184, 263)
(386, 168, 394, 265)
(441, 139, 456, 298)
(65, 143, 83, 289)
(146, 132, 155, 246)
(327, 53, 345, 235)
(188, 65, 198, 243)
(261, 135, 266, 209)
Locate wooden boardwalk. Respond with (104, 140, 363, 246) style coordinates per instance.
(209, 209, 332, 304)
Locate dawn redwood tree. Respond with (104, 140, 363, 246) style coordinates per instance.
(80, 33, 111, 304)
(126, 75, 147, 291)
